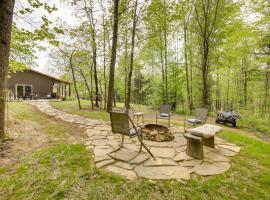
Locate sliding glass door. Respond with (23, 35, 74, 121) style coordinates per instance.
(16, 84, 32, 99)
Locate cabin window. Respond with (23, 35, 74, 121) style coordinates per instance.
(15, 84, 33, 99)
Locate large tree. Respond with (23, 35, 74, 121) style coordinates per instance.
(106, 0, 120, 112)
(0, 0, 15, 140)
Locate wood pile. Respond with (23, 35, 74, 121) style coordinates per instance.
(143, 124, 174, 142)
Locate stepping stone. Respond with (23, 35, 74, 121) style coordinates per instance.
(150, 147, 176, 158)
(193, 162, 230, 176)
(215, 148, 237, 157)
(95, 155, 111, 163)
(130, 153, 150, 164)
(109, 148, 138, 162)
(94, 148, 113, 157)
(217, 144, 240, 153)
(105, 165, 137, 180)
(92, 139, 107, 146)
(90, 135, 107, 140)
(124, 143, 139, 151)
(96, 159, 115, 168)
(94, 126, 111, 131)
(178, 138, 187, 146)
(180, 159, 202, 167)
(144, 158, 178, 166)
(175, 146, 186, 153)
(204, 152, 230, 162)
(173, 152, 193, 162)
(114, 161, 134, 170)
(143, 140, 175, 147)
(135, 166, 192, 180)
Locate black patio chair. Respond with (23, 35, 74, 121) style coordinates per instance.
(156, 104, 172, 127)
(109, 111, 155, 159)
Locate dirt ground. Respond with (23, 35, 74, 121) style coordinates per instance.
(0, 104, 87, 166)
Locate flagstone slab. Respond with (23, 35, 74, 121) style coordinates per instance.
(124, 143, 140, 151)
(150, 147, 176, 158)
(109, 148, 138, 162)
(173, 152, 193, 162)
(135, 166, 192, 180)
(180, 159, 202, 167)
(94, 147, 113, 157)
(95, 155, 111, 163)
(114, 161, 134, 170)
(130, 153, 150, 164)
(96, 159, 115, 168)
(175, 146, 186, 153)
(193, 162, 230, 176)
(144, 158, 178, 166)
(217, 144, 241, 153)
(205, 152, 230, 162)
(106, 165, 137, 180)
(215, 148, 237, 157)
(92, 139, 107, 146)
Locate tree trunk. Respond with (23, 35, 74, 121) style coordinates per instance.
(69, 54, 82, 110)
(159, 32, 165, 103)
(106, 0, 120, 112)
(84, 0, 99, 108)
(183, 21, 192, 113)
(78, 68, 91, 101)
(164, 28, 168, 104)
(242, 57, 248, 106)
(0, 0, 15, 140)
(126, 0, 138, 109)
(89, 61, 94, 110)
(93, 48, 99, 107)
(102, 17, 107, 110)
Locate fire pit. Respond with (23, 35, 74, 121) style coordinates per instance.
(143, 124, 174, 142)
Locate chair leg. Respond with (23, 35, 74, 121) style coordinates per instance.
(109, 134, 124, 154)
(137, 134, 155, 159)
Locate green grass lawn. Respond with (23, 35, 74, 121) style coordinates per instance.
(0, 102, 270, 199)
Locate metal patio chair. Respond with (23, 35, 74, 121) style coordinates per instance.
(184, 108, 208, 132)
(156, 104, 172, 127)
(109, 111, 155, 159)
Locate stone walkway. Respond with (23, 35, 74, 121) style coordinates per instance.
(30, 101, 241, 181)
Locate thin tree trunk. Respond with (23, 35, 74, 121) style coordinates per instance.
(242, 57, 248, 106)
(183, 21, 192, 113)
(124, 29, 128, 107)
(78, 68, 91, 100)
(102, 16, 107, 110)
(107, 0, 120, 112)
(159, 32, 165, 103)
(69, 54, 82, 110)
(164, 28, 168, 104)
(84, 0, 99, 108)
(126, 0, 138, 109)
(89, 61, 94, 110)
(0, 0, 15, 140)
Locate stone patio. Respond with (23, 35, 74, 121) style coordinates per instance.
(30, 101, 241, 181)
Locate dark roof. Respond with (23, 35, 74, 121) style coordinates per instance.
(28, 69, 71, 84)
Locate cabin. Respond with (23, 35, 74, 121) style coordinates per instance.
(7, 69, 71, 100)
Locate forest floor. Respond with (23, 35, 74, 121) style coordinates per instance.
(0, 102, 270, 199)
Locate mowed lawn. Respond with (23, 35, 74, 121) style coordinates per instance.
(0, 102, 270, 199)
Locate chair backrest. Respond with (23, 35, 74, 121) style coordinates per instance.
(160, 104, 171, 114)
(110, 111, 130, 135)
(195, 108, 208, 123)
